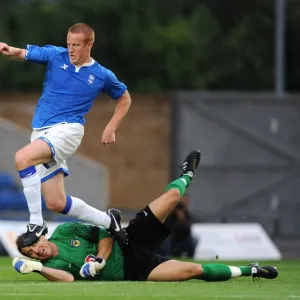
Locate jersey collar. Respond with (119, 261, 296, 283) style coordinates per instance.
(73, 58, 95, 72)
(81, 58, 95, 68)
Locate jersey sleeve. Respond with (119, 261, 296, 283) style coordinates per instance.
(103, 68, 127, 100)
(25, 45, 65, 64)
(53, 222, 110, 242)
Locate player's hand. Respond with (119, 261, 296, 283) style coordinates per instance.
(80, 255, 106, 278)
(79, 260, 106, 278)
(101, 127, 116, 145)
(0, 42, 10, 56)
(12, 257, 43, 274)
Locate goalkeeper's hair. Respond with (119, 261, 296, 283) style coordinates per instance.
(16, 233, 31, 257)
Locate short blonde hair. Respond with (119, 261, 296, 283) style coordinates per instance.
(68, 23, 95, 43)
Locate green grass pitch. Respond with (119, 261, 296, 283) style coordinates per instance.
(0, 257, 299, 300)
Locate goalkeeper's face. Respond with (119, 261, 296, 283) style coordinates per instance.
(22, 236, 55, 260)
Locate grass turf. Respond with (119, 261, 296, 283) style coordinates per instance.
(0, 257, 299, 300)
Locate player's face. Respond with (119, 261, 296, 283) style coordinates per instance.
(22, 236, 54, 260)
(67, 32, 93, 66)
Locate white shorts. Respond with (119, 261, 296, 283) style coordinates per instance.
(30, 123, 84, 183)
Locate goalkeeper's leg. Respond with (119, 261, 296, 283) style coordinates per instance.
(148, 150, 201, 223)
(147, 260, 278, 281)
(112, 150, 201, 251)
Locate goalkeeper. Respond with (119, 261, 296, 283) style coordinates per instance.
(13, 150, 278, 282)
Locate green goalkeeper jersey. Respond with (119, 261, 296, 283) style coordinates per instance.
(42, 222, 124, 281)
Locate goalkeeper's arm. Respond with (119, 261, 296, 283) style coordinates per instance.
(96, 237, 114, 261)
(13, 258, 74, 282)
(41, 266, 74, 282)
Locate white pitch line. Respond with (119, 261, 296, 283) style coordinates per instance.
(0, 294, 299, 299)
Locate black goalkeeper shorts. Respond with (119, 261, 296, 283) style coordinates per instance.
(123, 205, 171, 281)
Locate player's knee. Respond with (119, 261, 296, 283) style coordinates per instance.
(184, 264, 203, 279)
(191, 264, 203, 277)
(45, 199, 65, 213)
(167, 188, 181, 200)
(172, 188, 181, 199)
(177, 263, 203, 281)
(15, 150, 29, 170)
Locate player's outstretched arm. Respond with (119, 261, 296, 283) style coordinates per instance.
(102, 90, 132, 145)
(13, 257, 74, 282)
(0, 42, 26, 61)
(40, 266, 74, 282)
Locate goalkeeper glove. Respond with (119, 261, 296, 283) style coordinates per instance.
(12, 257, 43, 274)
(80, 254, 106, 278)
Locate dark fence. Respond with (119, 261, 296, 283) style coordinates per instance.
(172, 92, 300, 242)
